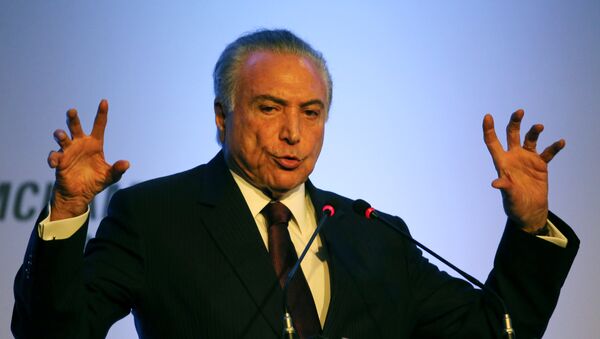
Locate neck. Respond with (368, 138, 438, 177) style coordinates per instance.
(224, 151, 296, 201)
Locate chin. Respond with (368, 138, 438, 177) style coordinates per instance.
(269, 178, 304, 193)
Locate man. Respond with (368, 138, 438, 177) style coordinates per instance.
(12, 29, 578, 338)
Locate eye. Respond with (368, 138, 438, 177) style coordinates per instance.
(304, 109, 320, 118)
(259, 105, 277, 114)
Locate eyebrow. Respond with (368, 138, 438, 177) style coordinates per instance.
(252, 95, 325, 109)
(252, 94, 287, 106)
(300, 99, 325, 109)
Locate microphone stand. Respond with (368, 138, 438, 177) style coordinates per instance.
(281, 206, 335, 339)
(281, 307, 297, 339)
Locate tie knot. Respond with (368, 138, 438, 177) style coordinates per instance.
(262, 201, 292, 227)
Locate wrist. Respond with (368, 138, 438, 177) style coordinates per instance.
(515, 210, 548, 234)
(527, 223, 550, 236)
(50, 194, 89, 221)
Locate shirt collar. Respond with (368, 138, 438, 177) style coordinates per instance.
(230, 170, 307, 233)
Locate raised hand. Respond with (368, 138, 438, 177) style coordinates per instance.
(48, 99, 129, 221)
(483, 109, 565, 233)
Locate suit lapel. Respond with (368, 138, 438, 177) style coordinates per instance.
(194, 152, 282, 336)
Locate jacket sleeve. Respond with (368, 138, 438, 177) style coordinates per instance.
(12, 190, 145, 339)
(486, 211, 579, 337)
(406, 211, 579, 338)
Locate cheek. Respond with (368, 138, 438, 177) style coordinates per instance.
(309, 127, 325, 155)
(231, 120, 272, 165)
(228, 115, 255, 147)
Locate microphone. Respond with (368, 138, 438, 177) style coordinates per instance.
(281, 203, 336, 339)
(352, 199, 515, 339)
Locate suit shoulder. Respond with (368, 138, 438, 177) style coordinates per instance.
(308, 183, 408, 228)
(113, 164, 207, 201)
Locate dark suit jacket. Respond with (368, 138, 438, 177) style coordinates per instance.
(12, 152, 579, 339)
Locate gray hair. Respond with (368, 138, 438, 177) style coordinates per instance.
(213, 29, 333, 114)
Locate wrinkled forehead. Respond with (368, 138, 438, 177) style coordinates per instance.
(236, 51, 328, 104)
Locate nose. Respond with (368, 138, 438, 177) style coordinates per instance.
(280, 110, 301, 145)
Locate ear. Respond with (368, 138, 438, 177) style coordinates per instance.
(214, 100, 226, 144)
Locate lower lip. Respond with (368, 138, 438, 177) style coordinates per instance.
(274, 157, 301, 170)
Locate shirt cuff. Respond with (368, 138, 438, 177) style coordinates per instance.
(537, 219, 568, 248)
(37, 203, 90, 241)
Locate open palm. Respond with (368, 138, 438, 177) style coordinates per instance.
(48, 100, 129, 221)
(483, 110, 565, 232)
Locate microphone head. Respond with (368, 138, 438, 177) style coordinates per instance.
(352, 199, 376, 219)
(322, 204, 335, 217)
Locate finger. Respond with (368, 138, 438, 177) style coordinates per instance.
(483, 114, 504, 161)
(523, 124, 544, 151)
(108, 160, 130, 184)
(506, 109, 524, 150)
(91, 99, 108, 140)
(66, 108, 85, 138)
(47, 150, 63, 168)
(53, 129, 72, 149)
(540, 139, 566, 163)
(491, 177, 511, 190)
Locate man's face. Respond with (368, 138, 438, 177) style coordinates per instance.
(216, 51, 328, 198)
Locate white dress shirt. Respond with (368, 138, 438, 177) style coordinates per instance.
(230, 170, 331, 326)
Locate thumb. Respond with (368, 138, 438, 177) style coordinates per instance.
(108, 160, 130, 184)
(491, 177, 511, 190)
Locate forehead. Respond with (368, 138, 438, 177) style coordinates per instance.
(236, 51, 327, 103)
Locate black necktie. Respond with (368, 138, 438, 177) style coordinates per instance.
(262, 201, 321, 338)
